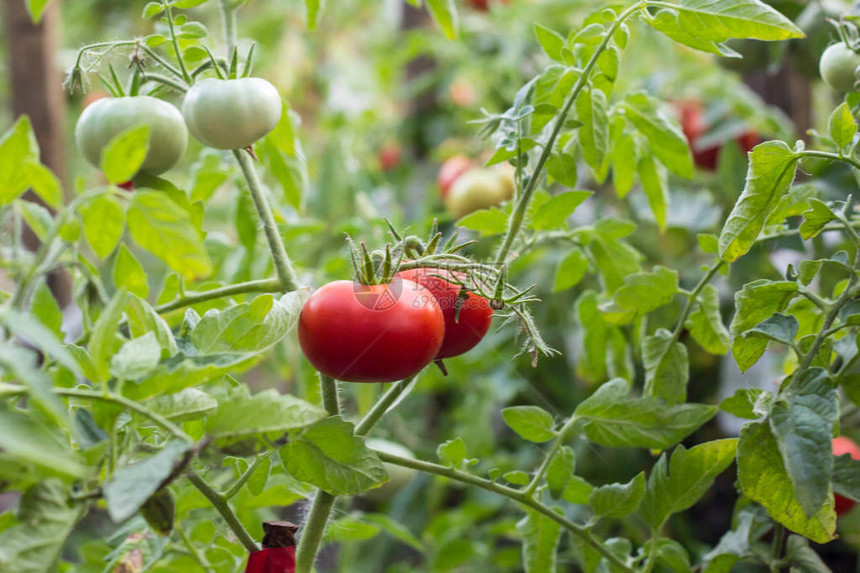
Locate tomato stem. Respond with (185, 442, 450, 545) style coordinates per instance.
(374, 450, 636, 573)
(233, 149, 301, 292)
(186, 470, 259, 553)
(295, 374, 341, 573)
(354, 377, 416, 436)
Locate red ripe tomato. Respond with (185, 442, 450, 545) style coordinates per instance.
(379, 142, 402, 172)
(678, 101, 759, 171)
(467, 0, 508, 11)
(438, 155, 475, 198)
(117, 181, 134, 191)
(398, 268, 493, 359)
(298, 279, 444, 383)
(833, 436, 860, 515)
(245, 547, 295, 573)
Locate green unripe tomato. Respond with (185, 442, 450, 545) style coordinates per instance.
(444, 167, 515, 219)
(182, 78, 282, 150)
(75, 96, 188, 176)
(363, 438, 417, 501)
(820, 43, 860, 92)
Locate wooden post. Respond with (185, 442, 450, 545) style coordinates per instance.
(3, 0, 72, 306)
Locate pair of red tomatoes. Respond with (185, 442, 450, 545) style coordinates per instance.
(298, 269, 493, 383)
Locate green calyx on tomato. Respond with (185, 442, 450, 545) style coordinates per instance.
(398, 267, 493, 359)
(75, 96, 188, 176)
(444, 165, 515, 219)
(820, 43, 860, 93)
(297, 279, 444, 383)
(182, 77, 282, 150)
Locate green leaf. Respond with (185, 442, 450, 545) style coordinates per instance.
(127, 190, 212, 280)
(601, 266, 678, 324)
(0, 410, 87, 479)
(546, 446, 575, 500)
(25, 0, 54, 23)
(0, 344, 68, 427)
(531, 191, 592, 231)
(553, 249, 589, 292)
(190, 291, 307, 355)
(768, 368, 838, 518)
(562, 475, 594, 504)
(639, 439, 738, 529)
(535, 24, 565, 61)
(501, 406, 556, 443)
(147, 388, 217, 422)
(675, 0, 804, 42)
(744, 312, 798, 348)
(624, 92, 693, 179)
(576, 88, 610, 181)
(612, 132, 638, 198)
(0, 116, 40, 205)
(437, 437, 467, 469)
(31, 280, 63, 338)
(729, 280, 798, 372)
(126, 294, 177, 357)
(546, 152, 578, 188)
(457, 207, 508, 235)
(110, 332, 161, 381)
(646, 9, 740, 56)
(638, 153, 669, 231)
(178, 22, 207, 38)
(282, 417, 388, 495)
(574, 291, 631, 383)
(641, 538, 693, 573)
(737, 420, 836, 543)
(585, 218, 641, 294)
(720, 388, 768, 420)
(17, 199, 52, 242)
(207, 389, 325, 439)
(79, 193, 125, 258)
(642, 328, 689, 404)
(0, 480, 84, 572)
(113, 243, 149, 298)
(426, 0, 459, 40)
(701, 507, 761, 573)
(686, 284, 730, 354)
(103, 440, 192, 523)
(573, 379, 717, 450)
(142, 2, 165, 18)
(2, 309, 81, 378)
(798, 199, 837, 240)
(784, 535, 832, 573)
(590, 471, 646, 518)
(504, 470, 530, 485)
(697, 234, 719, 254)
(24, 161, 62, 209)
(828, 102, 857, 149)
(89, 290, 127, 382)
(833, 453, 860, 502)
(718, 141, 797, 262)
(517, 509, 562, 573)
(101, 125, 150, 184)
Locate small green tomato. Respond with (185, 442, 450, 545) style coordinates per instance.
(181, 77, 282, 150)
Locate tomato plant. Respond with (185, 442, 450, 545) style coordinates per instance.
(4, 1, 860, 572)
